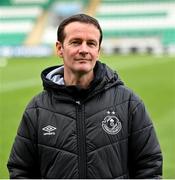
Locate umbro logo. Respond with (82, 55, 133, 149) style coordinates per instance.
(42, 125, 56, 136)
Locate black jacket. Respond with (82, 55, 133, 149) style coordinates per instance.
(7, 61, 162, 179)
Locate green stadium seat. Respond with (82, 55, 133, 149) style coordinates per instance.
(95, 0, 175, 54)
(0, 0, 52, 46)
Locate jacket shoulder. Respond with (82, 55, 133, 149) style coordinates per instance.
(115, 85, 143, 109)
(26, 90, 49, 110)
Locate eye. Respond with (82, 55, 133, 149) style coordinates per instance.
(87, 41, 97, 47)
(71, 40, 81, 46)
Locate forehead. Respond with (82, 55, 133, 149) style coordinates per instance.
(64, 22, 100, 40)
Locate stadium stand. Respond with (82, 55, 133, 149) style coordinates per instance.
(1, 0, 175, 56)
(0, 0, 90, 57)
(0, 0, 96, 46)
(95, 0, 175, 55)
(0, 0, 52, 46)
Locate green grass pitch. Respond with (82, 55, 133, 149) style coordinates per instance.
(0, 54, 175, 178)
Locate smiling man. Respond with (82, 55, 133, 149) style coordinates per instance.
(7, 14, 162, 179)
(56, 21, 100, 88)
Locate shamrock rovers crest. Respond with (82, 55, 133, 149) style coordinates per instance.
(102, 111, 122, 135)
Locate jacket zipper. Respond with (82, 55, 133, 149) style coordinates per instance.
(76, 100, 87, 178)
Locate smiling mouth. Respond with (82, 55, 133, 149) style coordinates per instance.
(75, 58, 91, 61)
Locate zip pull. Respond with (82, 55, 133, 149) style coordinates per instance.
(75, 100, 81, 105)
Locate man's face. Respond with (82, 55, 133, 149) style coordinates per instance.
(56, 22, 100, 75)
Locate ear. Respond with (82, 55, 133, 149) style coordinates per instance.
(56, 41, 63, 58)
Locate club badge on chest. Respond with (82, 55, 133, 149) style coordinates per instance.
(102, 111, 122, 135)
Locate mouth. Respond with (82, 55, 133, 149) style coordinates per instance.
(75, 58, 91, 61)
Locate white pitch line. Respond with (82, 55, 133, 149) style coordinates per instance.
(0, 58, 8, 68)
(0, 78, 41, 93)
(1, 56, 174, 93)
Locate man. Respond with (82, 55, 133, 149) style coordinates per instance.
(7, 14, 162, 179)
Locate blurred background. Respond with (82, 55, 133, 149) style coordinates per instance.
(0, 0, 175, 178)
(1, 0, 175, 56)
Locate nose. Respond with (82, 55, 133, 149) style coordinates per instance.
(79, 42, 88, 55)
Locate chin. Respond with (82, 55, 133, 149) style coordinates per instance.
(75, 64, 93, 73)
(76, 68, 92, 74)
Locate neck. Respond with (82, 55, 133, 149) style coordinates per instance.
(64, 70, 94, 89)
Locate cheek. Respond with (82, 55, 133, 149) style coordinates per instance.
(65, 48, 78, 57)
(92, 50, 100, 59)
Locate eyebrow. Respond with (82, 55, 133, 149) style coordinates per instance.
(69, 38, 98, 43)
(69, 38, 81, 42)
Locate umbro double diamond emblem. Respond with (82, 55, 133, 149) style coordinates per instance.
(42, 125, 57, 136)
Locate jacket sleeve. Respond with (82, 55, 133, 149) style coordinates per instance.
(7, 107, 41, 178)
(128, 101, 163, 178)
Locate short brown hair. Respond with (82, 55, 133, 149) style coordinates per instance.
(57, 14, 103, 47)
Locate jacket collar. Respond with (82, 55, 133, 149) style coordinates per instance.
(41, 61, 124, 100)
